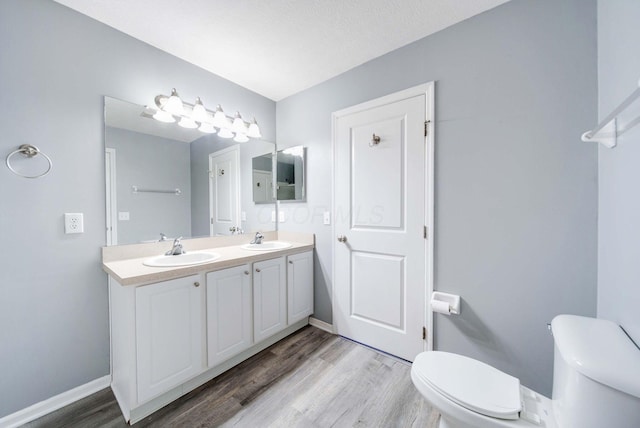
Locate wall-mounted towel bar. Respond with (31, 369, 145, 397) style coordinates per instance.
(131, 185, 181, 195)
(582, 78, 640, 148)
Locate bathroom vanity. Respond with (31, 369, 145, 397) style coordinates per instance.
(102, 231, 314, 424)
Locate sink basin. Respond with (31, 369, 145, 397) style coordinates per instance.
(143, 252, 221, 267)
(240, 241, 292, 251)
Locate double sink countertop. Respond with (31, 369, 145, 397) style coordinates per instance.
(102, 231, 314, 286)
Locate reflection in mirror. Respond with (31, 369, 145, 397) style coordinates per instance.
(276, 146, 305, 201)
(252, 153, 275, 204)
(104, 97, 276, 246)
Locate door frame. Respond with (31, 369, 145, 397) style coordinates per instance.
(105, 147, 118, 246)
(330, 82, 435, 351)
(209, 145, 241, 236)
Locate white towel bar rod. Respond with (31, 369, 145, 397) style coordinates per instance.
(131, 185, 181, 195)
(582, 78, 640, 148)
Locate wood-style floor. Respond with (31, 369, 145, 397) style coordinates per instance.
(24, 326, 439, 427)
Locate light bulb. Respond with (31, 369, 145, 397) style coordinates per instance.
(198, 122, 216, 134)
(247, 118, 262, 138)
(218, 128, 234, 139)
(192, 97, 208, 123)
(232, 112, 247, 133)
(213, 105, 229, 129)
(234, 133, 249, 143)
(152, 109, 175, 123)
(163, 88, 184, 116)
(178, 117, 198, 129)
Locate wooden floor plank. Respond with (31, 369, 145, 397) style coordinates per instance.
(24, 326, 438, 428)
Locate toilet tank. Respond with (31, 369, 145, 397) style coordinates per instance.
(551, 315, 640, 428)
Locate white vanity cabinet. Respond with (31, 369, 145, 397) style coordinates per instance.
(206, 264, 253, 367)
(107, 241, 314, 424)
(135, 274, 204, 402)
(110, 274, 205, 421)
(253, 257, 287, 342)
(287, 250, 314, 324)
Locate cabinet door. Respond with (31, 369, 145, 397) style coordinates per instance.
(135, 275, 203, 403)
(206, 264, 252, 367)
(287, 251, 314, 324)
(253, 257, 286, 342)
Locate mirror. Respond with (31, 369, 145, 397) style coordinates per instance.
(276, 146, 305, 201)
(252, 153, 275, 204)
(104, 96, 276, 246)
(251, 146, 306, 203)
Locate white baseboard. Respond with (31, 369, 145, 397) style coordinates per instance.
(309, 316, 334, 333)
(0, 375, 111, 428)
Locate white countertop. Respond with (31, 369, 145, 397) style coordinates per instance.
(102, 231, 314, 286)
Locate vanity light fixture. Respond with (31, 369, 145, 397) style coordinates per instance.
(191, 97, 209, 123)
(178, 116, 198, 129)
(247, 118, 262, 138)
(152, 109, 175, 123)
(147, 88, 262, 139)
(198, 122, 216, 134)
(232, 112, 247, 133)
(162, 88, 184, 116)
(234, 133, 249, 143)
(218, 128, 234, 139)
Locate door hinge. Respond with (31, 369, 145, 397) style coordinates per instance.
(423, 225, 428, 239)
(210, 218, 214, 225)
(422, 326, 427, 340)
(424, 120, 431, 137)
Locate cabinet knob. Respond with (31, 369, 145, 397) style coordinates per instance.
(289, 260, 293, 264)
(255, 268, 261, 273)
(194, 282, 200, 287)
(244, 270, 250, 275)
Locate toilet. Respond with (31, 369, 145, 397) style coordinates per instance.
(411, 315, 640, 428)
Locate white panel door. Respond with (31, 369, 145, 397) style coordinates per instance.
(287, 251, 314, 324)
(209, 146, 240, 236)
(253, 257, 286, 342)
(135, 275, 203, 403)
(333, 84, 433, 362)
(206, 264, 253, 367)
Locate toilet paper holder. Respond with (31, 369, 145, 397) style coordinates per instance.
(431, 292, 461, 315)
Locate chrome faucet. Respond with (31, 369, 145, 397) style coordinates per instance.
(165, 237, 185, 255)
(158, 232, 168, 242)
(250, 232, 264, 245)
(229, 226, 244, 235)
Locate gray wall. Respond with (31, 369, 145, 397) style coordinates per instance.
(106, 127, 191, 244)
(597, 0, 640, 343)
(0, 0, 274, 417)
(276, 0, 597, 396)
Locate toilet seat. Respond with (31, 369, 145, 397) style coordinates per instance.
(412, 352, 522, 420)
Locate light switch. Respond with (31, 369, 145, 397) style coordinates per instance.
(278, 211, 286, 223)
(323, 211, 331, 225)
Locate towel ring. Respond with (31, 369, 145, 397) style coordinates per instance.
(6, 144, 53, 179)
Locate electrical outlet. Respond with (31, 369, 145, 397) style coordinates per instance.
(118, 211, 130, 221)
(278, 211, 286, 223)
(65, 213, 84, 234)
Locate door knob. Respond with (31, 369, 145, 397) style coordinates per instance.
(337, 235, 347, 243)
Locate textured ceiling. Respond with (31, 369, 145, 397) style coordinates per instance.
(54, 0, 510, 101)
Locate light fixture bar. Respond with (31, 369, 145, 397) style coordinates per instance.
(151, 88, 261, 139)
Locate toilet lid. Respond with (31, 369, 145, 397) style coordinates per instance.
(413, 352, 522, 420)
